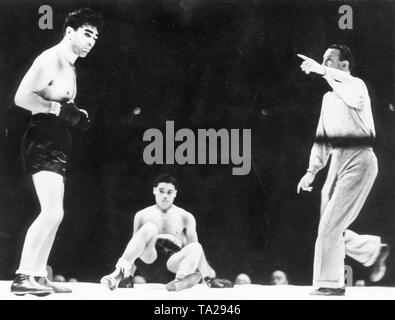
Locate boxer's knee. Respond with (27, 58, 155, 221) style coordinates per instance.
(39, 206, 64, 229)
(185, 242, 203, 255)
(139, 222, 158, 241)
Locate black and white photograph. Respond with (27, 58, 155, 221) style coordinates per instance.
(0, 0, 394, 307)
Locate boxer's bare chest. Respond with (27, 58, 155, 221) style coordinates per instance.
(40, 62, 76, 102)
(146, 211, 186, 240)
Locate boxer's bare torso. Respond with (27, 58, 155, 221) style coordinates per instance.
(35, 48, 77, 104)
(134, 205, 196, 248)
(15, 45, 77, 115)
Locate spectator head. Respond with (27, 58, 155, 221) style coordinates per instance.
(234, 273, 252, 285)
(270, 270, 289, 285)
(133, 275, 147, 284)
(53, 274, 66, 282)
(354, 279, 366, 287)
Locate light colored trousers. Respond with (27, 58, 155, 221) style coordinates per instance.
(313, 147, 381, 288)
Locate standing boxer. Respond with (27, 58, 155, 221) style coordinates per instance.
(11, 8, 103, 296)
(297, 45, 389, 295)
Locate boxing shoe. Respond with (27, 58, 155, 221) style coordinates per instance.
(309, 287, 345, 296)
(119, 275, 134, 288)
(204, 277, 234, 288)
(100, 268, 125, 290)
(35, 277, 72, 293)
(370, 244, 390, 282)
(166, 272, 201, 292)
(10, 274, 54, 297)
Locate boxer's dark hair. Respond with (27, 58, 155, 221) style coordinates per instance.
(63, 8, 104, 35)
(153, 174, 178, 190)
(328, 44, 353, 70)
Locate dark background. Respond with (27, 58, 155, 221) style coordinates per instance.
(0, 0, 394, 286)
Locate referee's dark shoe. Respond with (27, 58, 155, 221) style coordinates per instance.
(310, 287, 345, 296)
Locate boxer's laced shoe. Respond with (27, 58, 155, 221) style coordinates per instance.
(10, 274, 54, 296)
(119, 275, 134, 288)
(36, 277, 72, 293)
(166, 272, 201, 292)
(100, 268, 125, 290)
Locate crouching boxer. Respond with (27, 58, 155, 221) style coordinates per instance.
(10, 8, 103, 296)
(100, 174, 232, 291)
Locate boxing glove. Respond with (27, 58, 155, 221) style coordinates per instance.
(58, 102, 81, 127)
(76, 110, 90, 131)
(205, 277, 234, 288)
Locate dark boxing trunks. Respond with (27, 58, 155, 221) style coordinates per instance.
(21, 113, 72, 179)
(135, 238, 181, 283)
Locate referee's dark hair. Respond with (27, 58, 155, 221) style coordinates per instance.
(328, 44, 353, 71)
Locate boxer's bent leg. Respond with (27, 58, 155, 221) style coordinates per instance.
(17, 171, 64, 276)
(11, 171, 64, 295)
(167, 242, 203, 279)
(121, 222, 159, 265)
(196, 251, 214, 279)
(101, 222, 158, 289)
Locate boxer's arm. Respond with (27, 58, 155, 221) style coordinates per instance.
(66, 77, 90, 130)
(14, 56, 59, 114)
(70, 80, 77, 103)
(132, 212, 143, 235)
(184, 214, 198, 244)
